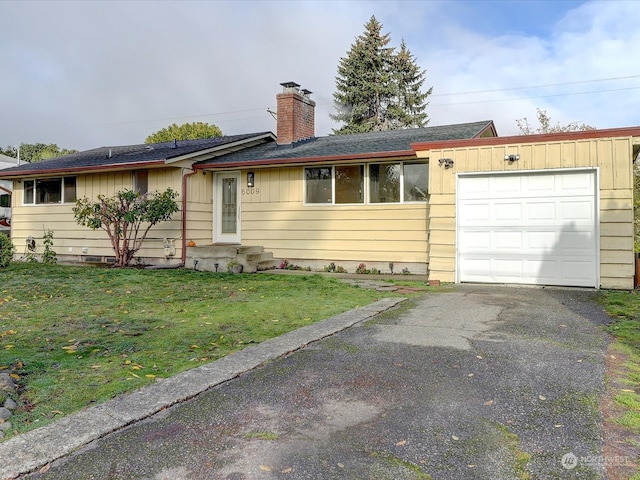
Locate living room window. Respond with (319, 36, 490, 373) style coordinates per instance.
(305, 166, 365, 205)
(23, 177, 77, 205)
(305, 162, 427, 205)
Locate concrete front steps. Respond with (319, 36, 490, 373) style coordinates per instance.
(185, 245, 279, 273)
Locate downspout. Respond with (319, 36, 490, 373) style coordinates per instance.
(181, 168, 198, 264)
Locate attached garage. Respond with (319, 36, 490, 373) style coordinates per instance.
(457, 169, 598, 287)
(415, 127, 640, 290)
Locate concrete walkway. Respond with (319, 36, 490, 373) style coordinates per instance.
(5, 285, 614, 479)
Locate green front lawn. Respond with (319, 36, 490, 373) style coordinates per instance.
(600, 290, 640, 479)
(0, 263, 413, 438)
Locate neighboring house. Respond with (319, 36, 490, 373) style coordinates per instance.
(1, 82, 638, 289)
(0, 153, 18, 236)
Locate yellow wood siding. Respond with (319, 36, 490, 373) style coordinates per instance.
(185, 171, 213, 247)
(11, 168, 184, 263)
(423, 136, 636, 289)
(239, 167, 429, 271)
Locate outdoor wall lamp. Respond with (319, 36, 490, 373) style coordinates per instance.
(247, 171, 255, 188)
(504, 154, 520, 162)
(438, 158, 454, 168)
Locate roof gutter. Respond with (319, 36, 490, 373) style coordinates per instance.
(0, 160, 166, 179)
(194, 149, 415, 170)
(411, 126, 640, 151)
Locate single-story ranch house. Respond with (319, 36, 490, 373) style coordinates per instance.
(1, 82, 638, 289)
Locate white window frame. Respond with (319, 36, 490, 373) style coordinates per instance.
(23, 176, 77, 205)
(303, 161, 428, 206)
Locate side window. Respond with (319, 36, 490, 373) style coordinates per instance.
(23, 177, 76, 204)
(134, 170, 148, 195)
(64, 177, 77, 203)
(24, 180, 34, 204)
(403, 162, 428, 201)
(0, 194, 10, 208)
(369, 163, 400, 203)
(305, 167, 331, 204)
(335, 165, 364, 204)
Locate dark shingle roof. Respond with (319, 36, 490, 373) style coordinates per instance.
(0, 133, 271, 177)
(196, 121, 495, 167)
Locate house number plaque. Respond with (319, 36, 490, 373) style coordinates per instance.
(242, 188, 259, 195)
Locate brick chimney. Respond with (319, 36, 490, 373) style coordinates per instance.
(276, 82, 315, 145)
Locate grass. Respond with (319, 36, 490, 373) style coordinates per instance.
(0, 263, 418, 439)
(600, 290, 640, 477)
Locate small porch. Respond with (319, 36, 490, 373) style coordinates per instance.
(185, 245, 279, 273)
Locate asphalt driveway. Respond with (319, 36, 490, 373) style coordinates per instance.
(19, 285, 611, 479)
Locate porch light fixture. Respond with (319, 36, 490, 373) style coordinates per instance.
(247, 171, 255, 188)
(438, 158, 454, 168)
(504, 154, 520, 162)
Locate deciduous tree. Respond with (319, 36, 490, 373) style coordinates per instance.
(145, 122, 223, 144)
(516, 108, 595, 135)
(0, 143, 78, 163)
(73, 189, 179, 267)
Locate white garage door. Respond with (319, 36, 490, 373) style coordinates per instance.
(457, 170, 598, 287)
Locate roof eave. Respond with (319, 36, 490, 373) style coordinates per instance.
(195, 149, 416, 170)
(0, 160, 166, 179)
(167, 133, 276, 164)
(411, 126, 640, 151)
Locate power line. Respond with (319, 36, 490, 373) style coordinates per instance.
(99, 107, 267, 126)
(429, 85, 640, 107)
(431, 74, 640, 97)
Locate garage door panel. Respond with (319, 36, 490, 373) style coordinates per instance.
(459, 230, 491, 250)
(458, 170, 597, 287)
(561, 201, 594, 221)
(495, 231, 523, 250)
(526, 201, 557, 221)
(494, 203, 522, 221)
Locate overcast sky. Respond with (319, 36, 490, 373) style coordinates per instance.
(1, 0, 639, 152)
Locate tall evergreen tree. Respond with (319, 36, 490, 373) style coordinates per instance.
(331, 16, 431, 134)
(388, 40, 432, 129)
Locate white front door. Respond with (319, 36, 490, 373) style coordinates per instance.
(215, 172, 241, 244)
(457, 169, 598, 287)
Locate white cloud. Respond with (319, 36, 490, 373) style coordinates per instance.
(0, 0, 638, 151)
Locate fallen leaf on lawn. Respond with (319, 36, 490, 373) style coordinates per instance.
(621, 389, 635, 393)
(51, 410, 64, 415)
(4, 345, 14, 349)
(10, 374, 20, 380)
(145, 374, 156, 379)
(190, 345, 200, 349)
(124, 360, 132, 365)
(259, 465, 272, 472)
(483, 400, 494, 406)
(90, 365, 101, 369)
(396, 440, 407, 446)
(452, 435, 459, 441)
(130, 373, 140, 378)
(538, 395, 546, 401)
